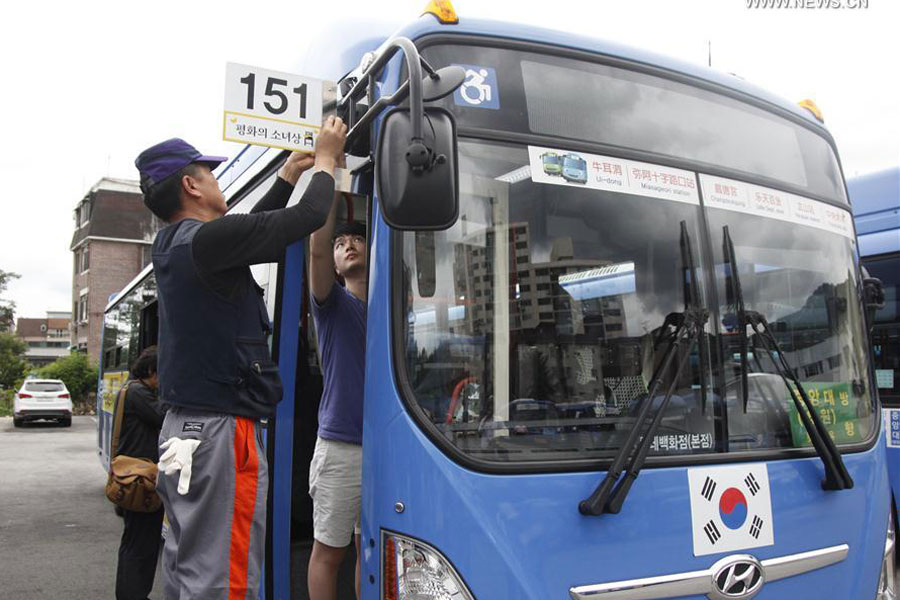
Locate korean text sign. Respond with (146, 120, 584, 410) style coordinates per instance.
(788, 382, 865, 446)
(224, 63, 334, 153)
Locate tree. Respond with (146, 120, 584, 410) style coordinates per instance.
(0, 269, 20, 333)
(0, 332, 27, 389)
(38, 352, 98, 405)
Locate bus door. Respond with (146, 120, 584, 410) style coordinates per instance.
(262, 149, 370, 598)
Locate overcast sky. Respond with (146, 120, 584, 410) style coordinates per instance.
(1, 0, 897, 319)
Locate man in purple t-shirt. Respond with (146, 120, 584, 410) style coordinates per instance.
(308, 183, 367, 600)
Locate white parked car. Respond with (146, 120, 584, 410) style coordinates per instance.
(13, 379, 73, 427)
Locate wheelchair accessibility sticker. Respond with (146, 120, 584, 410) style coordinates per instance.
(453, 65, 500, 109)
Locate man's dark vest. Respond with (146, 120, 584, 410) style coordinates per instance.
(152, 219, 282, 418)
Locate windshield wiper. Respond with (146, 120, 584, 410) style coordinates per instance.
(722, 226, 853, 491)
(723, 226, 750, 414)
(580, 222, 708, 516)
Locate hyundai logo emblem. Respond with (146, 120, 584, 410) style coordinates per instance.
(707, 555, 764, 600)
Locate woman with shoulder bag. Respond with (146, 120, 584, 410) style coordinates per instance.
(114, 346, 166, 600)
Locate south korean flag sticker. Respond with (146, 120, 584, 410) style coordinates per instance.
(687, 464, 774, 556)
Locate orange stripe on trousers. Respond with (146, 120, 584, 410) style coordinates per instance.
(228, 417, 259, 599)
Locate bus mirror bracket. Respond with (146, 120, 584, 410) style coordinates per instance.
(339, 36, 464, 160)
(336, 37, 461, 229)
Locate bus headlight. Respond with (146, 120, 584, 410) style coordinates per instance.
(383, 532, 475, 600)
(876, 510, 897, 600)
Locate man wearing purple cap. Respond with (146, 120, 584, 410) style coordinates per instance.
(135, 115, 347, 600)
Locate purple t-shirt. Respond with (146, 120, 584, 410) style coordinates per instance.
(312, 282, 366, 444)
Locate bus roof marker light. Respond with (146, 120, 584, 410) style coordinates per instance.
(798, 99, 824, 123)
(422, 0, 459, 24)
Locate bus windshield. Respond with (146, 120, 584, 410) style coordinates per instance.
(397, 140, 876, 467)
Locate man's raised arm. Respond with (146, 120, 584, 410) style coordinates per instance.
(308, 183, 342, 304)
(192, 116, 347, 273)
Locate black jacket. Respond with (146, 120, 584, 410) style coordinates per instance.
(152, 172, 334, 418)
(116, 381, 166, 461)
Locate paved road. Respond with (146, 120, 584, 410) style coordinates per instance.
(0, 416, 162, 599)
(1, 416, 896, 598)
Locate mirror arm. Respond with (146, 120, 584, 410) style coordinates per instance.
(350, 157, 374, 176)
(346, 82, 413, 144)
(418, 54, 438, 77)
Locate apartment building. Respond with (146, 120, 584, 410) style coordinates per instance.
(70, 178, 160, 362)
(14, 311, 72, 367)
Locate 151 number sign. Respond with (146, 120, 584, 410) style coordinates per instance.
(224, 63, 334, 153)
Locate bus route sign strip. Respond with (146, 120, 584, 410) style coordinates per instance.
(223, 62, 336, 153)
(699, 173, 854, 240)
(528, 145, 700, 205)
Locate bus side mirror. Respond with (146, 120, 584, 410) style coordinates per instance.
(863, 276, 885, 331)
(376, 107, 458, 230)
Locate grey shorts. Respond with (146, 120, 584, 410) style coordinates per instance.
(308, 436, 362, 548)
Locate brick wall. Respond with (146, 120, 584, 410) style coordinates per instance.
(71, 240, 149, 364)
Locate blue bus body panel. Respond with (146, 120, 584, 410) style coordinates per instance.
(857, 228, 900, 259)
(268, 241, 306, 600)
(850, 168, 900, 256)
(849, 168, 900, 226)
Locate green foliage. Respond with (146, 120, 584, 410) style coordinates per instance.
(0, 389, 13, 417)
(37, 352, 98, 405)
(0, 331, 27, 390)
(0, 269, 20, 332)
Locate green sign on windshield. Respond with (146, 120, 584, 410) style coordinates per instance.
(789, 382, 863, 447)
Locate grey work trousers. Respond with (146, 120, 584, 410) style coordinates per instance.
(157, 408, 268, 600)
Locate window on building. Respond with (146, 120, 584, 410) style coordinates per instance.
(78, 292, 89, 323)
(82, 244, 90, 272)
(78, 199, 92, 227)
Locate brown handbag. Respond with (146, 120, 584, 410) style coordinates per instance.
(104, 382, 162, 513)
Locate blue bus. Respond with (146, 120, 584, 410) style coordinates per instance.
(561, 152, 588, 184)
(851, 166, 900, 570)
(99, 3, 895, 598)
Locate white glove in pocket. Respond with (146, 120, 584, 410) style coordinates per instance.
(158, 437, 201, 495)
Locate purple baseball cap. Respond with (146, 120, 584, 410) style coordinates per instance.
(134, 138, 228, 190)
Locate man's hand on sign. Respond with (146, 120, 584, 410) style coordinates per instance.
(278, 151, 316, 186)
(314, 115, 348, 176)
